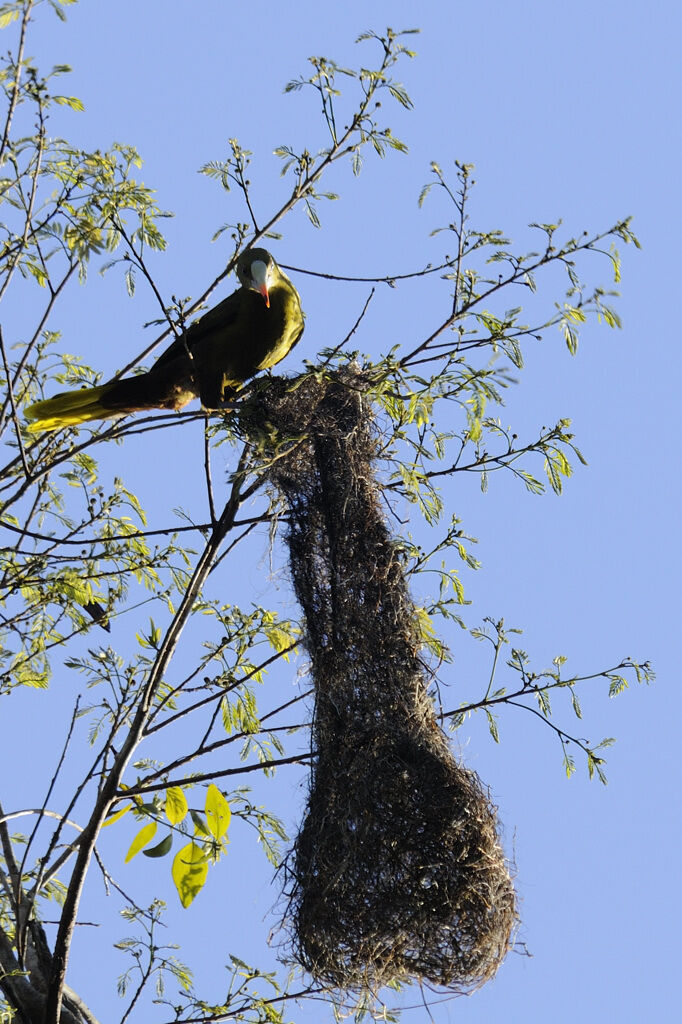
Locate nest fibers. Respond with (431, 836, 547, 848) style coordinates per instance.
(242, 370, 517, 993)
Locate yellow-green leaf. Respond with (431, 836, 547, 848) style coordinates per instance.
(102, 804, 131, 828)
(205, 784, 231, 840)
(165, 786, 188, 825)
(468, 417, 482, 442)
(172, 842, 208, 908)
(414, 606, 437, 643)
(124, 821, 157, 863)
(53, 95, 85, 112)
(0, 10, 20, 29)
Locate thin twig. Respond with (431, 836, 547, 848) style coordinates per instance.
(280, 257, 456, 285)
(144, 645, 301, 736)
(111, 215, 179, 338)
(320, 288, 375, 367)
(0, 513, 268, 548)
(209, 518, 260, 573)
(0, 325, 30, 476)
(203, 415, 217, 525)
(121, 751, 313, 798)
(158, 985, 326, 1024)
(0, 0, 35, 165)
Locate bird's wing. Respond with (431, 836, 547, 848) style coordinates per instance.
(151, 287, 246, 370)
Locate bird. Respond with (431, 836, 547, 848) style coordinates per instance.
(25, 248, 304, 431)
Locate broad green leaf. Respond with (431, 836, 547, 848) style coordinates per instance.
(172, 842, 208, 908)
(205, 784, 231, 840)
(165, 786, 188, 825)
(124, 821, 157, 863)
(143, 834, 173, 858)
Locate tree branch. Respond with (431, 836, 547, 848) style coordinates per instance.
(45, 444, 251, 1024)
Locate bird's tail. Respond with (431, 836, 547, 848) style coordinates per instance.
(25, 383, 123, 432)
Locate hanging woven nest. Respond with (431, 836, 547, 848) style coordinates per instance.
(241, 369, 517, 993)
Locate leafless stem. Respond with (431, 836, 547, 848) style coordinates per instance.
(110, 213, 180, 339)
(203, 414, 217, 525)
(320, 288, 375, 367)
(0, 0, 35, 165)
(122, 751, 313, 798)
(0, 324, 30, 477)
(281, 257, 455, 285)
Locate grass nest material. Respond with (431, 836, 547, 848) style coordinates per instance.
(241, 369, 517, 994)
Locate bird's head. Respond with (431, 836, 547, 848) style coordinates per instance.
(236, 248, 276, 308)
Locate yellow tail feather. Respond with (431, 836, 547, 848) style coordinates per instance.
(25, 385, 118, 432)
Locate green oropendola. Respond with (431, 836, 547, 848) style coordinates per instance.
(25, 248, 304, 431)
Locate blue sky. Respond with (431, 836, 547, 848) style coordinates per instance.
(2, 1, 679, 1022)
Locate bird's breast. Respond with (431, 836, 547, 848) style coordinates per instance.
(252, 286, 303, 372)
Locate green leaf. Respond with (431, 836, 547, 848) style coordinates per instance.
(52, 95, 85, 111)
(564, 304, 586, 324)
(124, 265, 136, 296)
(587, 751, 608, 785)
(190, 809, 211, 838)
(172, 842, 208, 908)
(485, 709, 499, 743)
(205, 784, 231, 840)
(561, 318, 579, 354)
(563, 749, 576, 779)
(24, 261, 48, 287)
(165, 786, 188, 825)
(143, 834, 173, 858)
(608, 675, 628, 697)
(600, 304, 622, 329)
(536, 688, 552, 716)
(263, 617, 298, 656)
(467, 417, 482, 442)
(124, 821, 157, 863)
(388, 83, 413, 109)
(304, 199, 320, 228)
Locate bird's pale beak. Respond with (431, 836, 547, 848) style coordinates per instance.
(250, 260, 270, 308)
